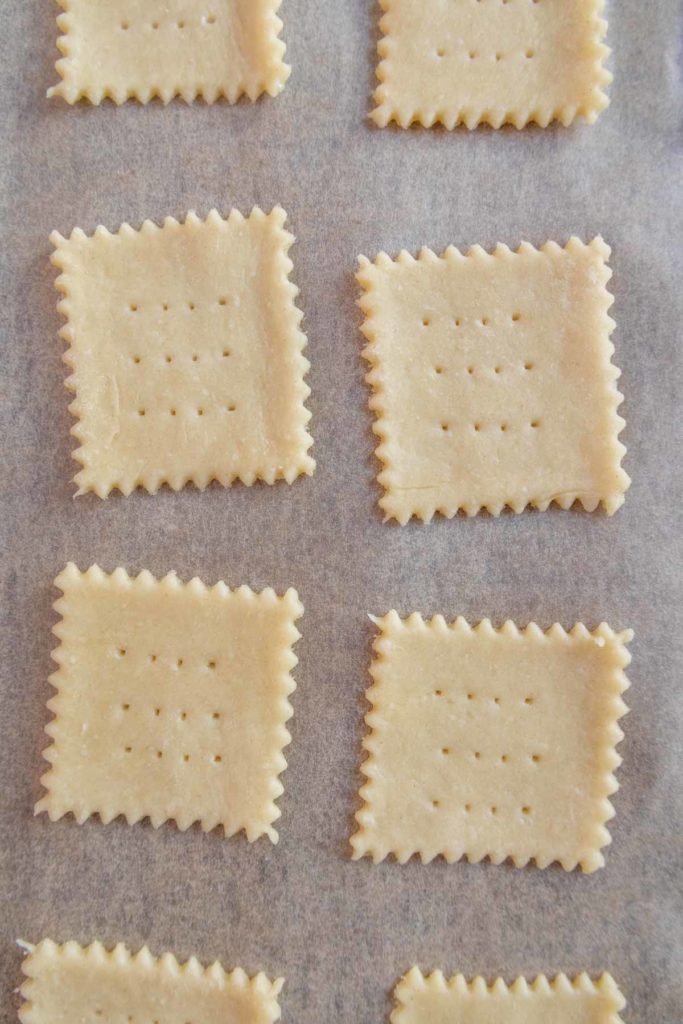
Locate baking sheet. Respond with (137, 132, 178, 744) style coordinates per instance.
(1, 1, 682, 1021)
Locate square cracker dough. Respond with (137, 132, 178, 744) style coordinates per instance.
(351, 613, 632, 872)
(20, 940, 283, 1024)
(392, 968, 626, 1024)
(52, 207, 314, 497)
(358, 237, 629, 524)
(373, 0, 611, 129)
(37, 563, 303, 842)
(49, 0, 290, 104)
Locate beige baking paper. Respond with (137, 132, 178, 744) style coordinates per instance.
(2, 1, 681, 1022)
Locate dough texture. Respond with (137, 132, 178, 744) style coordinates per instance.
(37, 564, 302, 842)
(352, 614, 631, 872)
(52, 207, 314, 497)
(49, 0, 290, 104)
(358, 238, 628, 523)
(391, 968, 626, 1024)
(373, 0, 611, 129)
(20, 940, 283, 1024)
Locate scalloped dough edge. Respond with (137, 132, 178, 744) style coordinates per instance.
(391, 967, 626, 1022)
(48, 0, 290, 105)
(19, 939, 283, 1024)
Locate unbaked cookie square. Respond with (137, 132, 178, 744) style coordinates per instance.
(373, 0, 611, 129)
(37, 564, 303, 842)
(351, 613, 631, 872)
(52, 207, 314, 497)
(391, 968, 626, 1024)
(358, 237, 628, 523)
(20, 940, 283, 1024)
(49, 0, 290, 104)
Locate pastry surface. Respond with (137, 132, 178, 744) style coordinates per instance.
(373, 0, 611, 129)
(49, 0, 290, 104)
(37, 564, 302, 842)
(52, 207, 314, 497)
(391, 968, 626, 1024)
(358, 238, 628, 523)
(20, 940, 283, 1024)
(352, 613, 631, 871)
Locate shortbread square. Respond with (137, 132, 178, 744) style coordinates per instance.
(37, 564, 303, 842)
(20, 940, 283, 1024)
(49, 0, 290, 105)
(52, 207, 314, 497)
(351, 614, 631, 872)
(372, 0, 611, 129)
(392, 968, 626, 1024)
(358, 238, 628, 523)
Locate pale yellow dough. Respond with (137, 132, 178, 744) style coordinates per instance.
(373, 0, 611, 129)
(20, 940, 283, 1024)
(392, 968, 626, 1024)
(358, 238, 628, 523)
(37, 564, 302, 842)
(52, 207, 314, 497)
(351, 614, 632, 872)
(49, 0, 290, 104)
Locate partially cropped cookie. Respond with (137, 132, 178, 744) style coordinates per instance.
(20, 940, 283, 1024)
(52, 207, 314, 497)
(373, 0, 611, 129)
(391, 968, 626, 1024)
(358, 238, 628, 523)
(49, 0, 290, 105)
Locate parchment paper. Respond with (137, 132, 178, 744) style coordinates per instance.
(1, 2, 682, 1021)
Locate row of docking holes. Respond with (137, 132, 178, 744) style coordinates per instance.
(422, 312, 522, 328)
(429, 800, 535, 817)
(120, 749, 222, 765)
(123, 747, 223, 765)
(433, 361, 535, 376)
(114, 649, 219, 670)
(439, 419, 541, 434)
(135, 405, 237, 418)
(128, 300, 231, 313)
(434, 690, 537, 706)
(434, 47, 537, 61)
(438, 748, 542, 765)
(130, 351, 232, 364)
(119, 704, 221, 721)
(119, 15, 217, 30)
